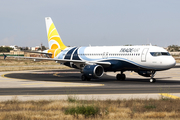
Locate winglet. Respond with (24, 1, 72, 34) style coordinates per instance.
(3, 53, 7, 59)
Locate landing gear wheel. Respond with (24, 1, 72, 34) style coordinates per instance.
(116, 74, 126, 81)
(87, 78, 91, 81)
(116, 74, 121, 80)
(81, 75, 86, 81)
(121, 74, 126, 81)
(81, 75, 91, 81)
(150, 78, 156, 83)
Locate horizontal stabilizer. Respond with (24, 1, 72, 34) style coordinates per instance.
(23, 50, 52, 55)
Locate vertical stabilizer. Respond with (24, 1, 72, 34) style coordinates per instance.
(45, 17, 67, 50)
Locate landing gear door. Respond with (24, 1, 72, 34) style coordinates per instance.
(141, 48, 149, 62)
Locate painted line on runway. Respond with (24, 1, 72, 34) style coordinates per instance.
(159, 93, 180, 99)
(1, 73, 28, 81)
(0, 80, 19, 82)
(1, 74, 9, 79)
(53, 73, 61, 77)
(129, 72, 139, 77)
(172, 77, 180, 79)
(43, 84, 104, 87)
(21, 83, 44, 85)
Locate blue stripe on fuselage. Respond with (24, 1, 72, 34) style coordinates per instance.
(57, 47, 72, 59)
(64, 47, 77, 59)
(72, 48, 81, 60)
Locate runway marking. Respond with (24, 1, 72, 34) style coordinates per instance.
(130, 72, 134, 75)
(159, 93, 180, 99)
(1, 74, 9, 79)
(0, 80, 19, 82)
(21, 83, 44, 85)
(1, 73, 28, 82)
(43, 84, 104, 87)
(53, 73, 61, 77)
(129, 72, 139, 76)
(172, 77, 180, 79)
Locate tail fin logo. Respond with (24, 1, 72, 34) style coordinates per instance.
(45, 17, 67, 58)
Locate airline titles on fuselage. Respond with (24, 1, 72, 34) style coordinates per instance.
(119, 48, 140, 53)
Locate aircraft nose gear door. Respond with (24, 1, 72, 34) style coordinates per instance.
(141, 48, 149, 62)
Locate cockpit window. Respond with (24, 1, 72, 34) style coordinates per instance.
(161, 52, 170, 55)
(150, 52, 170, 56)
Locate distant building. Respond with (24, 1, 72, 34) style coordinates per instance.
(1, 45, 10, 48)
(31, 46, 40, 51)
(10, 49, 24, 56)
(9, 45, 18, 50)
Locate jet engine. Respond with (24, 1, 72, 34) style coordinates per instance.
(137, 71, 152, 77)
(83, 65, 104, 78)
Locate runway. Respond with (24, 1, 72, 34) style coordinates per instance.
(1, 67, 180, 97)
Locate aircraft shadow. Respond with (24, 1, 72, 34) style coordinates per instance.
(5, 72, 180, 86)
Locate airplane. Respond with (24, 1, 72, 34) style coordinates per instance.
(11, 17, 176, 83)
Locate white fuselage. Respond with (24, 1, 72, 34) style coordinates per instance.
(56, 45, 176, 71)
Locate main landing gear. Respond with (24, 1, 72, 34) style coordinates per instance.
(150, 71, 156, 83)
(116, 72, 126, 81)
(81, 74, 91, 81)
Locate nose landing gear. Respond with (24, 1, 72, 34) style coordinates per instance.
(150, 71, 156, 83)
(116, 71, 156, 83)
(150, 78, 156, 83)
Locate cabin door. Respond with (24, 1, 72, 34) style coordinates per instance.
(141, 48, 149, 62)
(102, 52, 108, 59)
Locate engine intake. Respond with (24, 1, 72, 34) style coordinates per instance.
(83, 65, 104, 78)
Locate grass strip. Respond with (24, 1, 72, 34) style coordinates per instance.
(0, 97, 180, 120)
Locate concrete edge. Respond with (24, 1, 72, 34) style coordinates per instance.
(0, 93, 180, 102)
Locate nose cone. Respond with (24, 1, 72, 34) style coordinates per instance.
(166, 57, 176, 68)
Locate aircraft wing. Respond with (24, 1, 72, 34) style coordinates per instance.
(11, 56, 111, 66)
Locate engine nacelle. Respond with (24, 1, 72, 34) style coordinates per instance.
(83, 65, 104, 78)
(137, 71, 152, 77)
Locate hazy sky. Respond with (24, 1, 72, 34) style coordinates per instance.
(0, 0, 180, 47)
